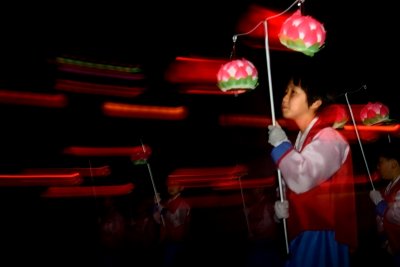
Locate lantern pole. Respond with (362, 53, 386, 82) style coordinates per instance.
(140, 139, 165, 226)
(263, 19, 290, 255)
(262, 0, 303, 255)
(226, 0, 308, 256)
(344, 88, 375, 190)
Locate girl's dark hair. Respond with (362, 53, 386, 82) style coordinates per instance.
(378, 139, 400, 164)
(286, 59, 337, 113)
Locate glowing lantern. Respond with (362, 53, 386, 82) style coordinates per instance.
(217, 58, 258, 93)
(279, 10, 326, 57)
(319, 104, 349, 129)
(360, 102, 391, 125)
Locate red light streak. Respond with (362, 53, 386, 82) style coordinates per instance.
(41, 183, 134, 198)
(22, 166, 112, 177)
(55, 79, 146, 97)
(213, 176, 276, 190)
(63, 145, 151, 157)
(0, 173, 82, 186)
(57, 64, 145, 81)
(167, 165, 248, 188)
(235, 4, 292, 51)
(102, 102, 188, 120)
(165, 56, 226, 84)
(0, 90, 67, 108)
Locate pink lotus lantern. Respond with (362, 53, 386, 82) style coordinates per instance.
(217, 58, 259, 93)
(360, 102, 391, 125)
(278, 10, 326, 57)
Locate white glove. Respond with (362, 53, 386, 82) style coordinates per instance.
(370, 190, 384, 205)
(274, 200, 289, 219)
(268, 124, 289, 147)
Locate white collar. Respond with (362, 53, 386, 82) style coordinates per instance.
(386, 175, 400, 194)
(295, 117, 319, 150)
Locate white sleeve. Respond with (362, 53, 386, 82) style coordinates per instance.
(278, 127, 350, 194)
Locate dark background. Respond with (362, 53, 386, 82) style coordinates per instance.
(0, 0, 397, 164)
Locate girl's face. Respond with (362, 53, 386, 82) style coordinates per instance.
(281, 80, 310, 120)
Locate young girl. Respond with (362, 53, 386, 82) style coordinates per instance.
(268, 66, 358, 267)
(153, 178, 191, 267)
(369, 140, 400, 266)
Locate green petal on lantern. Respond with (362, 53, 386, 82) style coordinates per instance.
(132, 159, 147, 165)
(217, 76, 259, 91)
(333, 119, 348, 129)
(280, 37, 324, 57)
(362, 115, 392, 125)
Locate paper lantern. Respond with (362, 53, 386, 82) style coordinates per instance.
(279, 10, 326, 57)
(360, 102, 391, 125)
(319, 104, 349, 129)
(217, 58, 259, 93)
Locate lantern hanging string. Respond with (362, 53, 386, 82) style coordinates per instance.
(231, 0, 302, 42)
(230, 0, 302, 61)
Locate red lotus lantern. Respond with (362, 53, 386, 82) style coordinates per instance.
(217, 58, 259, 93)
(320, 104, 349, 129)
(360, 102, 391, 125)
(279, 10, 326, 57)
